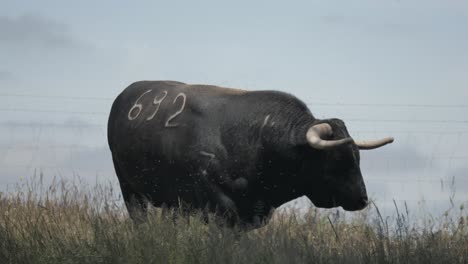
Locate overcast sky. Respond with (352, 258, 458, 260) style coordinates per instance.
(1, 0, 467, 216)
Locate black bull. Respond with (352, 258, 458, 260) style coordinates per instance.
(108, 81, 393, 227)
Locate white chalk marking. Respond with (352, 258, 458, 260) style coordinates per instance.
(259, 114, 272, 138)
(262, 115, 271, 129)
(128, 89, 152, 120)
(200, 151, 216, 159)
(165, 93, 187, 127)
(146, 90, 168, 120)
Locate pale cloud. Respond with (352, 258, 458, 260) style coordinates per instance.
(0, 70, 14, 81)
(0, 14, 82, 50)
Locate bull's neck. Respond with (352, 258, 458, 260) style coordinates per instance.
(257, 114, 320, 206)
(259, 113, 315, 148)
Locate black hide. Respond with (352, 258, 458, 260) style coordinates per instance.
(108, 81, 368, 228)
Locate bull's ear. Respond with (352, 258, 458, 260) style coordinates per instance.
(306, 122, 353, 150)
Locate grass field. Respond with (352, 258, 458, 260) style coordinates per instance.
(0, 176, 466, 264)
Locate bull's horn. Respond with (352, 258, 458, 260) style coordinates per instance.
(306, 123, 354, 150)
(355, 137, 394, 150)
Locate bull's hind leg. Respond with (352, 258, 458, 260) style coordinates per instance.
(112, 156, 148, 223)
(119, 179, 148, 224)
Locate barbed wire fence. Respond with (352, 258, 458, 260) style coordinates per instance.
(1, 93, 467, 207)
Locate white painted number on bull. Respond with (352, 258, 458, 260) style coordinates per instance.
(128, 90, 187, 125)
(165, 93, 187, 127)
(128, 89, 152, 120)
(147, 91, 168, 121)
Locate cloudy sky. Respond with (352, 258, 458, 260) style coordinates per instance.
(1, 0, 467, 216)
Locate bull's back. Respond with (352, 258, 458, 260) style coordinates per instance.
(108, 81, 247, 153)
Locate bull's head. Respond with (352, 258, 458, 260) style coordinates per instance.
(303, 119, 393, 211)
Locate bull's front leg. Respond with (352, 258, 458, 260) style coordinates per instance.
(195, 168, 239, 226)
(197, 150, 250, 226)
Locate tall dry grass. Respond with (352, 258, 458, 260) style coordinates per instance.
(0, 175, 466, 264)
